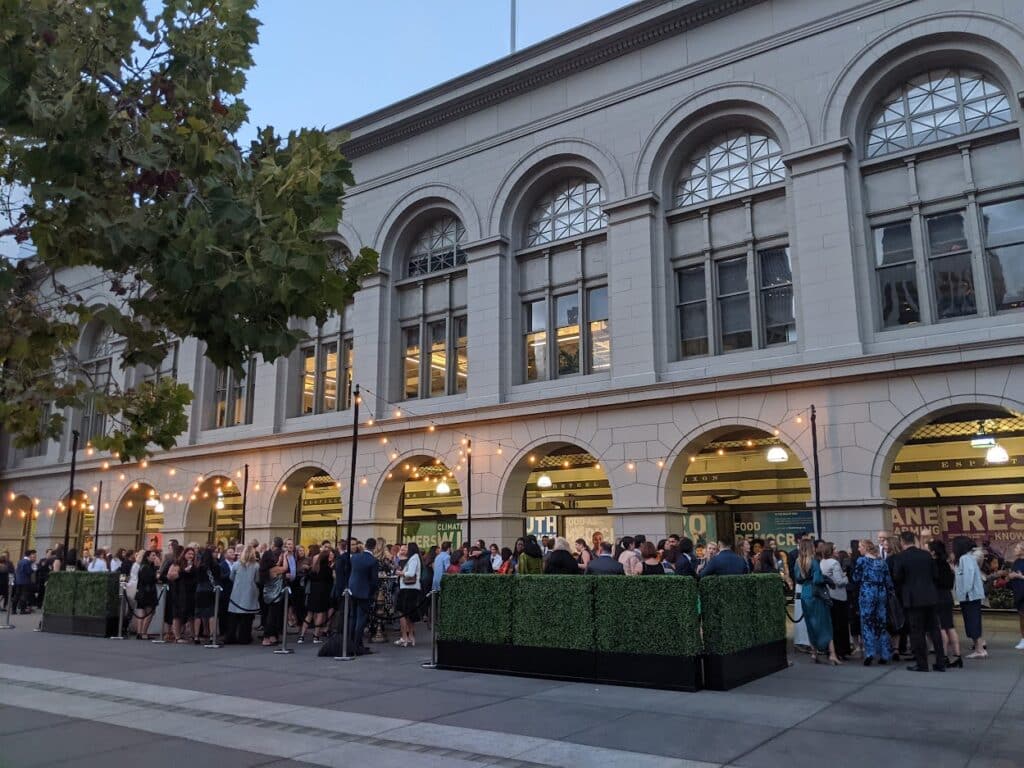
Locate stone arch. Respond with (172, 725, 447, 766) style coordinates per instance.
(871, 393, 1024, 501)
(269, 462, 340, 541)
(634, 82, 811, 199)
(0, 494, 35, 555)
(183, 473, 241, 544)
(821, 14, 1024, 145)
(488, 138, 627, 241)
(108, 480, 163, 550)
(370, 448, 464, 523)
(497, 434, 611, 519)
(372, 182, 482, 274)
(660, 416, 813, 510)
(335, 219, 365, 253)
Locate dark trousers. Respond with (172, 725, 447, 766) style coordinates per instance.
(907, 605, 945, 670)
(264, 598, 284, 640)
(14, 584, 33, 612)
(224, 613, 255, 644)
(830, 599, 851, 658)
(351, 597, 370, 651)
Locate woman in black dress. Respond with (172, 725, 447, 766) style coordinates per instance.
(929, 540, 962, 667)
(194, 547, 218, 644)
(302, 547, 332, 644)
(172, 547, 197, 643)
(135, 550, 160, 639)
(639, 541, 667, 575)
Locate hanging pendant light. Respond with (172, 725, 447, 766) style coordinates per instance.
(537, 473, 553, 489)
(435, 480, 451, 495)
(971, 420, 995, 449)
(766, 446, 789, 463)
(986, 443, 1009, 464)
(215, 491, 225, 510)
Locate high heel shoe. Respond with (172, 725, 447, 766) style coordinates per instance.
(948, 656, 963, 668)
(829, 656, 842, 666)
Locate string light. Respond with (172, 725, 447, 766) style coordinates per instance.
(496, 445, 503, 455)
(168, 468, 176, 476)
(235, 470, 242, 479)
(381, 437, 388, 445)
(132, 482, 140, 490)
(92, 485, 98, 493)
(795, 416, 803, 424)
(528, 455, 536, 464)
(717, 448, 725, 456)
(367, 419, 374, 426)
(428, 424, 435, 432)
(627, 462, 635, 471)
(657, 460, 665, 468)
(101, 461, 110, 470)
(391, 452, 398, 460)
(360, 477, 368, 485)
(140, 459, 148, 468)
(394, 408, 401, 418)
(103, 502, 110, 510)
(254, 482, 261, 491)
(33, 497, 39, 506)
(689, 455, 696, 463)
(47, 508, 53, 516)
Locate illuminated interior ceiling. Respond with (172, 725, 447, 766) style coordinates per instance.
(300, 473, 341, 526)
(524, 448, 610, 514)
(402, 461, 462, 519)
(683, 430, 810, 509)
(892, 408, 1023, 504)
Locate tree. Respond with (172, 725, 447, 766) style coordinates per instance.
(0, 0, 377, 460)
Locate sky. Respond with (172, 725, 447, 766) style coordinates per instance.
(239, 0, 635, 142)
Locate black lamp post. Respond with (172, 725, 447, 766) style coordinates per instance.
(63, 429, 80, 560)
(344, 385, 360, 550)
(810, 404, 822, 539)
(240, 463, 249, 543)
(465, 439, 472, 545)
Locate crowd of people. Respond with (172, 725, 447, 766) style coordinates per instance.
(2, 530, 1022, 661)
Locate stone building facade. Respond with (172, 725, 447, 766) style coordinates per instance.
(3, 0, 1024, 556)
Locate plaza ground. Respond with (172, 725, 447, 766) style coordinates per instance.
(0, 614, 1020, 768)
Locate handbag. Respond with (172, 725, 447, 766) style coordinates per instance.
(402, 574, 418, 586)
(813, 582, 833, 607)
(886, 588, 904, 631)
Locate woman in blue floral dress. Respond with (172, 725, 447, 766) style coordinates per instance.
(852, 538, 893, 666)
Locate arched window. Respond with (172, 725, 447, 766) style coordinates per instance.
(670, 129, 794, 359)
(526, 178, 607, 246)
(865, 69, 1011, 159)
(861, 68, 1023, 330)
(407, 216, 466, 277)
(517, 176, 609, 383)
(398, 214, 469, 400)
(676, 131, 784, 207)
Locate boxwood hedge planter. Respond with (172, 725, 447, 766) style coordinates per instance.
(699, 574, 788, 690)
(436, 574, 702, 691)
(41, 571, 120, 637)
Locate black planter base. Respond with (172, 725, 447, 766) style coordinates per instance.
(703, 638, 788, 690)
(42, 614, 118, 638)
(437, 640, 701, 691)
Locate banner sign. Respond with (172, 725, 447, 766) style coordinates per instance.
(892, 503, 1024, 553)
(679, 509, 815, 549)
(402, 518, 463, 551)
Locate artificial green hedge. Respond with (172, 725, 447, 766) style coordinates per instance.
(42, 572, 119, 618)
(436, 574, 512, 645)
(700, 574, 785, 655)
(512, 575, 593, 650)
(594, 575, 700, 657)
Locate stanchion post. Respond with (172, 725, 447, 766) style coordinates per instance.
(205, 586, 222, 648)
(111, 576, 127, 639)
(150, 585, 168, 644)
(335, 588, 355, 661)
(0, 573, 15, 630)
(421, 589, 438, 669)
(273, 587, 293, 654)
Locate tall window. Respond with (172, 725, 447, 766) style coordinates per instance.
(862, 67, 1022, 329)
(143, 340, 179, 383)
(671, 129, 793, 358)
(518, 176, 609, 382)
(865, 69, 1011, 159)
(296, 336, 349, 416)
(398, 214, 470, 400)
(212, 362, 254, 429)
(407, 216, 466, 276)
(79, 323, 116, 442)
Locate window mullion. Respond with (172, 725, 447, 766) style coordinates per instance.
(910, 206, 934, 324)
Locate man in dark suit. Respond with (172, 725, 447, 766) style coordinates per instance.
(891, 531, 945, 672)
(674, 537, 697, 577)
(347, 538, 379, 656)
(585, 542, 625, 574)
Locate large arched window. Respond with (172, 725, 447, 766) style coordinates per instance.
(675, 131, 784, 207)
(398, 214, 468, 400)
(670, 128, 793, 360)
(865, 69, 1011, 159)
(407, 215, 466, 277)
(517, 176, 609, 383)
(78, 322, 117, 442)
(861, 67, 1022, 330)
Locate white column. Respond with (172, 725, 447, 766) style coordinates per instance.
(464, 236, 508, 407)
(351, 270, 390, 417)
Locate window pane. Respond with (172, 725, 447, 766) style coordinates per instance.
(525, 299, 546, 332)
(719, 295, 752, 351)
(214, 368, 229, 428)
(927, 212, 968, 254)
(428, 320, 446, 397)
(231, 368, 250, 426)
(678, 304, 708, 357)
(455, 317, 468, 393)
(300, 347, 316, 415)
(341, 338, 353, 410)
(874, 223, 914, 266)
(982, 199, 1024, 248)
(930, 252, 976, 319)
(878, 263, 921, 327)
(986, 245, 1024, 311)
(717, 257, 748, 295)
(403, 327, 420, 399)
(587, 287, 609, 372)
(759, 248, 795, 345)
(555, 293, 580, 376)
(677, 265, 705, 303)
(524, 299, 547, 382)
(321, 342, 338, 412)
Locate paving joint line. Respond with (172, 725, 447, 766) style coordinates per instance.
(0, 675, 551, 768)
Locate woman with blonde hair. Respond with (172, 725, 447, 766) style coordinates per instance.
(852, 539, 893, 665)
(225, 544, 259, 644)
(795, 540, 840, 664)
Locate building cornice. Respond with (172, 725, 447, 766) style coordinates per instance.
(339, 0, 762, 158)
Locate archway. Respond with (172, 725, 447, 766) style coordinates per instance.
(375, 455, 463, 550)
(1, 494, 36, 556)
(504, 443, 613, 549)
(184, 475, 242, 547)
(270, 466, 342, 547)
(886, 405, 1024, 557)
(672, 427, 811, 556)
(111, 482, 165, 551)
(55, 489, 94, 557)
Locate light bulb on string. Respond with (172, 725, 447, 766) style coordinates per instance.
(367, 419, 374, 427)
(254, 482, 261, 491)
(428, 424, 435, 432)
